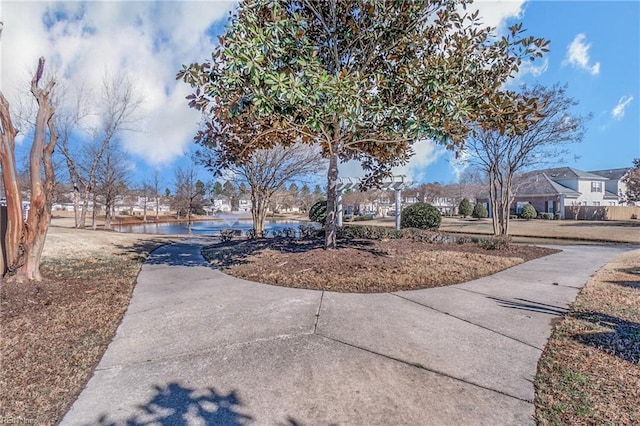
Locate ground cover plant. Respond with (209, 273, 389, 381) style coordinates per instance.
(0, 227, 175, 424)
(203, 232, 557, 293)
(535, 249, 640, 425)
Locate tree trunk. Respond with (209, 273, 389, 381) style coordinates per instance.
(9, 61, 57, 282)
(91, 192, 98, 230)
(80, 188, 90, 228)
(0, 93, 24, 277)
(143, 195, 148, 223)
(325, 150, 339, 250)
(187, 205, 192, 234)
(488, 169, 500, 236)
(503, 174, 513, 237)
(73, 186, 81, 227)
(251, 191, 267, 238)
(104, 199, 112, 230)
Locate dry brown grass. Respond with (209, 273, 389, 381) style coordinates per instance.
(0, 227, 176, 425)
(535, 249, 640, 425)
(204, 238, 557, 293)
(363, 216, 640, 244)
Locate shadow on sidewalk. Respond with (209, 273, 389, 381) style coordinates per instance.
(92, 382, 252, 425)
(487, 297, 568, 316)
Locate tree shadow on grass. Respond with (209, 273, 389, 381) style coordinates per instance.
(92, 382, 252, 425)
(605, 267, 640, 289)
(204, 237, 388, 269)
(570, 312, 640, 364)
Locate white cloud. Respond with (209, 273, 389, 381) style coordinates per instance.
(612, 95, 634, 120)
(565, 33, 600, 75)
(1, 1, 234, 168)
(450, 150, 470, 182)
(466, 0, 527, 29)
(338, 139, 446, 185)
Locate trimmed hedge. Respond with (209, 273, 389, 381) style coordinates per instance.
(400, 202, 441, 230)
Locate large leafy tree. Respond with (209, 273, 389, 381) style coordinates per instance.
(178, 0, 548, 249)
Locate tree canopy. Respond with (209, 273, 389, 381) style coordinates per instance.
(178, 0, 549, 248)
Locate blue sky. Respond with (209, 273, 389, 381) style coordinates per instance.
(2, 1, 639, 188)
(428, 0, 640, 183)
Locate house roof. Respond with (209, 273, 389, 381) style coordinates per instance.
(539, 167, 607, 181)
(513, 172, 581, 197)
(587, 168, 630, 181)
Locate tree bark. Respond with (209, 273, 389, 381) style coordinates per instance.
(325, 149, 339, 250)
(5, 58, 57, 282)
(251, 192, 267, 238)
(0, 93, 24, 277)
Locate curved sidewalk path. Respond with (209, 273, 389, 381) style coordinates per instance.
(62, 241, 635, 425)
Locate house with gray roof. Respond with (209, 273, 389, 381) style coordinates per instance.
(588, 168, 632, 204)
(478, 166, 631, 219)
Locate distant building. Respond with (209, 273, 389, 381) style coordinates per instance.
(477, 166, 633, 218)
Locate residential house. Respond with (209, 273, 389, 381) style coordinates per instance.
(588, 168, 635, 206)
(478, 167, 629, 219)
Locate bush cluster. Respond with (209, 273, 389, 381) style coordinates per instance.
(520, 203, 537, 220)
(400, 202, 441, 230)
(472, 203, 488, 219)
(477, 236, 511, 250)
(458, 198, 473, 218)
(309, 200, 327, 225)
(353, 214, 374, 222)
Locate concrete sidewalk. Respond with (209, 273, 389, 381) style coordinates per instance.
(61, 241, 634, 425)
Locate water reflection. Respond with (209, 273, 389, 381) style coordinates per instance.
(115, 219, 307, 235)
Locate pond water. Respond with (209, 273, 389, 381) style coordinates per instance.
(114, 218, 309, 236)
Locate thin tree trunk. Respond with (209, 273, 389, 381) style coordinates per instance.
(325, 149, 339, 250)
(80, 186, 91, 228)
(251, 191, 267, 237)
(73, 187, 80, 227)
(91, 192, 98, 230)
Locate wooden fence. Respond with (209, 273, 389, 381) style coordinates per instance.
(564, 205, 640, 221)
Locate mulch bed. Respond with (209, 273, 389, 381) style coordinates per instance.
(204, 238, 559, 293)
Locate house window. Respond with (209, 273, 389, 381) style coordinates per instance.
(593, 201, 600, 206)
(591, 181, 602, 193)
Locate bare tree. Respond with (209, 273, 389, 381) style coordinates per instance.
(201, 144, 324, 237)
(95, 141, 130, 229)
(465, 84, 588, 236)
(0, 57, 57, 281)
(58, 72, 141, 229)
(173, 166, 205, 233)
(153, 169, 161, 220)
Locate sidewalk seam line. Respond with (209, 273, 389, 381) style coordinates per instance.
(94, 332, 313, 371)
(315, 332, 533, 404)
(314, 290, 325, 334)
(389, 292, 544, 352)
